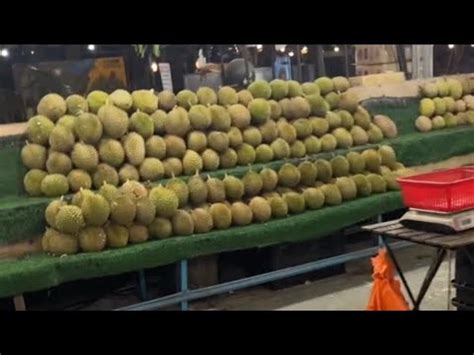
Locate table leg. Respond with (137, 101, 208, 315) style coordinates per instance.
(13, 294, 26, 311)
(413, 249, 446, 310)
(180, 259, 188, 311)
(382, 236, 417, 307)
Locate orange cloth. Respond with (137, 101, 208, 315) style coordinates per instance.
(367, 248, 410, 311)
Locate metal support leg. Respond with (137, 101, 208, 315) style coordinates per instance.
(447, 250, 452, 310)
(376, 214, 384, 247)
(382, 236, 417, 307)
(180, 259, 188, 311)
(413, 249, 447, 310)
(137, 270, 147, 301)
(13, 295, 26, 311)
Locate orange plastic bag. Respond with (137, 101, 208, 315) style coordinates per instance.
(367, 248, 409, 311)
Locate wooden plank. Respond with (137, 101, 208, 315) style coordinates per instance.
(362, 219, 401, 231)
(407, 233, 443, 243)
(372, 223, 405, 234)
(427, 235, 474, 249)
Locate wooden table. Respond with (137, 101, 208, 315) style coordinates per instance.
(362, 220, 474, 310)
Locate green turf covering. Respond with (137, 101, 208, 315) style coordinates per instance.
(0, 191, 403, 298)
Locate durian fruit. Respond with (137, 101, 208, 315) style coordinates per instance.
(290, 140, 306, 158)
(74, 112, 103, 144)
(289, 97, 311, 118)
(149, 217, 173, 239)
(383, 171, 400, 191)
(158, 90, 177, 112)
(315, 77, 335, 95)
(97, 104, 129, 139)
(320, 134, 337, 152)
(206, 177, 226, 203)
(331, 156, 350, 177)
(260, 168, 279, 192)
(248, 197, 272, 222)
(270, 138, 291, 159)
(338, 92, 359, 113)
(455, 99, 467, 113)
(47, 230, 79, 256)
(99, 139, 125, 168)
(283, 192, 306, 214)
(122, 132, 146, 166)
(37, 93, 67, 121)
(298, 161, 318, 186)
(278, 163, 301, 188)
(196, 87, 217, 106)
(293, 119, 313, 139)
(225, 128, 242, 149)
(367, 124, 384, 143)
(238, 90, 254, 106)
(373, 115, 398, 138)
(366, 174, 387, 193)
(223, 175, 244, 201)
(209, 203, 233, 229)
(248, 98, 271, 125)
(432, 115, 446, 129)
(269, 100, 282, 119)
(242, 169, 263, 197)
(332, 76, 351, 92)
(201, 149, 221, 171)
(166, 177, 189, 208)
(278, 122, 297, 144)
(67, 169, 92, 192)
(255, 144, 274, 163)
(109, 89, 132, 111)
(210, 104, 232, 131)
(217, 86, 239, 106)
(347, 151, 366, 174)
(46, 151, 72, 175)
(129, 111, 154, 138)
(87, 90, 108, 113)
(208, 131, 230, 153)
(49, 125, 75, 153)
(415, 116, 433, 132)
(139, 157, 164, 181)
(220, 148, 238, 168)
(248, 80, 272, 100)
(448, 78, 463, 100)
(110, 193, 137, 225)
(189, 105, 212, 131)
(268, 196, 288, 218)
(310, 117, 330, 137)
(443, 96, 456, 113)
(350, 126, 369, 145)
(56, 115, 77, 131)
(79, 226, 107, 252)
(243, 126, 263, 147)
(71, 189, 95, 207)
(132, 89, 159, 113)
(163, 157, 183, 178)
(151, 109, 168, 135)
(302, 82, 320, 96)
(99, 182, 120, 203)
(27, 115, 55, 145)
(66, 95, 88, 116)
(21, 143, 47, 170)
(433, 97, 447, 115)
(287, 80, 304, 97)
(81, 193, 110, 226)
(182, 150, 203, 176)
(237, 143, 256, 165)
(45, 199, 66, 228)
(378, 145, 397, 167)
(164, 135, 186, 158)
(304, 136, 321, 155)
(361, 149, 382, 173)
(353, 106, 371, 129)
(55, 205, 85, 234)
(164, 107, 191, 137)
(315, 159, 333, 183)
(24, 169, 48, 196)
(307, 95, 329, 116)
(338, 110, 354, 129)
(191, 208, 214, 234)
(419, 98, 435, 117)
(420, 82, 438, 98)
(325, 92, 340, 110)
(352, 174, 372, 197)
(188, 173, 208, 205)
(303, 188, 325, 210)
(119, 164, 140, 183)
(259, 120, 278, 143)
(444, 112, 458, 128)
(320, 184, 342, 206)
(105, 223, 129, 248)
(93, 163, 119, 188)
(171, 210, 194, 236)
(332, 127, 354, 149)
(270, 79, 289, 100)
(335, 177, 357, 200)
(326, 111, 342, 129)
(119, 180, 147, 201)
(231, 202, 253, 226)
(228, 104, 251, 129)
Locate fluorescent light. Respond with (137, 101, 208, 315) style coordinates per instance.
(289, 51, 294, 57)
(334, 46, 340, 52)
(256, 44, 263, 50)
(151, 62, 158, 73)
(1, 49, 9, 57)
(448, 44, 455, 49)
(87, 44, 96, 51)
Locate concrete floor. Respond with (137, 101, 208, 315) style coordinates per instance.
(191, 244, 456, 311)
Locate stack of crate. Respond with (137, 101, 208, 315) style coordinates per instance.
(355, 45, 412, 76)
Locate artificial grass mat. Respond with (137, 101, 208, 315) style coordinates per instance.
(0, 191, 403, 298)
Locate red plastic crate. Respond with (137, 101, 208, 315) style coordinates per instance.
(397, 168, 474, 213)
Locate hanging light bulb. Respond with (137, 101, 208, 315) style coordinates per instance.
(88, 44, 96, 51)
(1, 48, 9, 57)
(301, 46, 308, 54)
(288, 51, 295, 57)
(448, 44, 455, 49)
(334, 46, 340, 52)
(151, 62, 158, 73)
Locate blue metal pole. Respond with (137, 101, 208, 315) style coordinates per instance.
(180, 259, 188, 311)
(138, 270, 147, 301)
(118, 240, 412, 311)
(377, 214, 384, 247)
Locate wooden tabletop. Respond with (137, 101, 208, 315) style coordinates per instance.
(362, 219, 474, 250)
